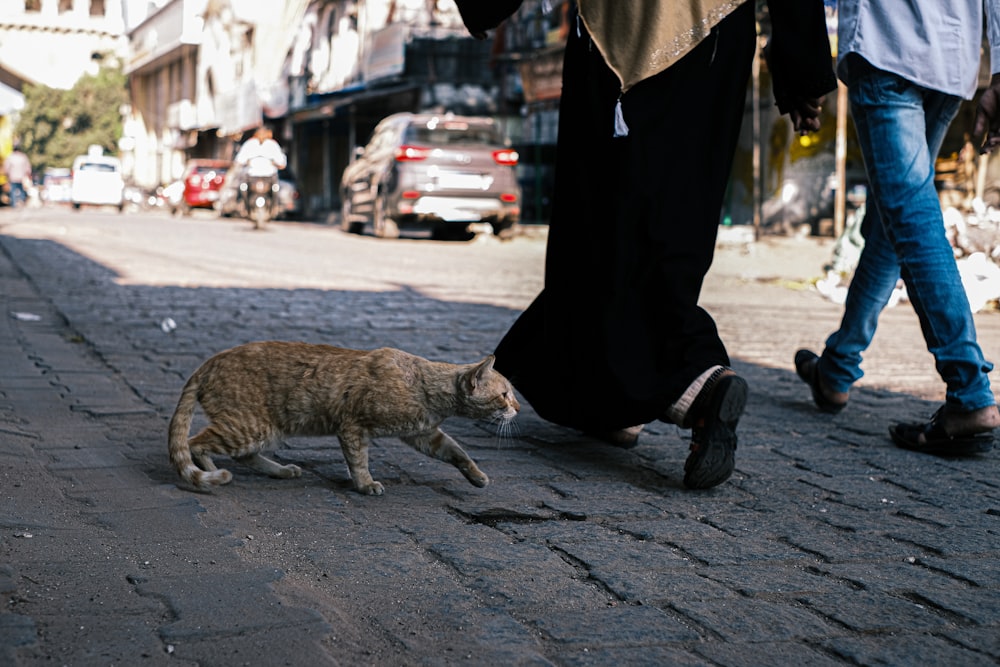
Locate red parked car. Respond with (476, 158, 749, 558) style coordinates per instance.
(171, 159, 231, 215)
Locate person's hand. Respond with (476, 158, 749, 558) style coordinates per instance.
(788, 96, 823, 134)
(973, 73, 1000, 154)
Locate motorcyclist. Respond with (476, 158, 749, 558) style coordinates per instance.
(234, 126, 287, 176)
(234, 126, 286, 223)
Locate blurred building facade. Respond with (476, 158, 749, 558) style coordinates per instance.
(0, 0, 128, 91)
(114, 0, 861, 226)
(122, 0, 502, 216)
(0, 0, 130, 185)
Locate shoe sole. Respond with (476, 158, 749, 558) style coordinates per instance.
(683, 375, 747, 490)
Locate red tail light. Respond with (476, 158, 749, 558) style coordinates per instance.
(401, 190, 420, 199)
(492, 149, 519, 166)
(395, 145, 429, 161)
(500, 193, 518, 203)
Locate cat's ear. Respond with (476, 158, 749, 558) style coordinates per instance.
(467, 355, 496, 389)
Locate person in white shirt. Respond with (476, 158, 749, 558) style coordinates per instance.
(796, 0, 1000, 455)
(235, 126, 287, 177)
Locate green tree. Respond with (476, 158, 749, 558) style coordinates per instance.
(15, 62, 127, 176)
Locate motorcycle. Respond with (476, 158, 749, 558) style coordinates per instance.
(238, 157, 281, 230)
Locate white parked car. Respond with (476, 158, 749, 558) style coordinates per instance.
(71, 149, 124, 211)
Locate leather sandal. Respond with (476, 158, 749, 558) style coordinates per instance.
(794, 349, 848, 414)
(890, 405, 997, 456)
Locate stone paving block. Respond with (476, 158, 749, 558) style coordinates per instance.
(9, 556, 167, 617)
(667, 598, 839, 643)
(917, 556, 1000, 588)
(306, 542, 459, 585)
(697, 563, 845, 597)
(909, 587, 1000, 625)
(0, 434, 38, 456)
(818, 560, 981, 594)
(0, 613, 37, 663)
(136, 568, 330, 643)
(822, 631, 997, 667)
(694, 640, 846, 667)
(426, 532, 574, 579)
(165, 626, 337, 667)
(541, 480, 683, 520)
(88, 503, 216, 546)
(367, 603, 549, 665)
(798, 590, 956, 633)
(616, 517, 807, 566)
(893, 501, 1000, 530)
(555, 645, 707, 667)
(530, 605, 701, 646)
(542, 524, 692, 572)
(49, 463, 164, 491)
(15, 423, 111, 450)
(593, 567, 737, 606)
(886, 525, 1000, 557)
(444, 480, 569, 520)
(45, 444, 132, 470)
(449, 447, 569, 484)
(64, 482, 198, 510)
(942, 627, 1000, 661)
(781, 527, 929, 563)
(468, 570, 615, 615)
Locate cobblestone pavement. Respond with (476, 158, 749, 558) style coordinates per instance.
(1, 209, 998, 666)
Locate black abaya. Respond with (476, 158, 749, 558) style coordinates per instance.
(494, 3, 757, 432)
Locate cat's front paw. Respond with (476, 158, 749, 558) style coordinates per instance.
(461, 464, 489, 488)
(279, 463, 302, 479)
(357, 480, 385, 496)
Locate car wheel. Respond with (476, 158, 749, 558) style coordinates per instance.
(372, 194, 399, 239)
(340, 191, 363, 234)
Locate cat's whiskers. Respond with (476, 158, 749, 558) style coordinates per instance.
(487, 415, 520, 446)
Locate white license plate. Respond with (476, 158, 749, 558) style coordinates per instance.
(436, 173, 488, 190)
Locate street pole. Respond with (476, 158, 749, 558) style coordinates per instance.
(833, 81, 848, 238)
(752, 35, 761, 240)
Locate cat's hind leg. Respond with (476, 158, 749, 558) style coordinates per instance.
(233, 452, 302, 480)
(336, 433, 384, 495)
(403, 428, 489, 488)
(187, 428, 234, 486)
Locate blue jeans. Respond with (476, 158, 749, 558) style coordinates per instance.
(820, 66, 996, 411)
(8, 182, 26, 207)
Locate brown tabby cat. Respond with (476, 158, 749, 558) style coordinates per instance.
(167, 341, 519, 494)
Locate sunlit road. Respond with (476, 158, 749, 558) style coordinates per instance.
(0, 206, 547, 311)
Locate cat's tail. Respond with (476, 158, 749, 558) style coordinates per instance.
(167, 378, 232, 489)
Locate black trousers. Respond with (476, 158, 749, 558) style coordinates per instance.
(494, 2, 756, 432)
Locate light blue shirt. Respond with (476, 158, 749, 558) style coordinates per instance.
(837, 0, 1000, 99)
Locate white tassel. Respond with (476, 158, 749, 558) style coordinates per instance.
(613, 96, 629, 137)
